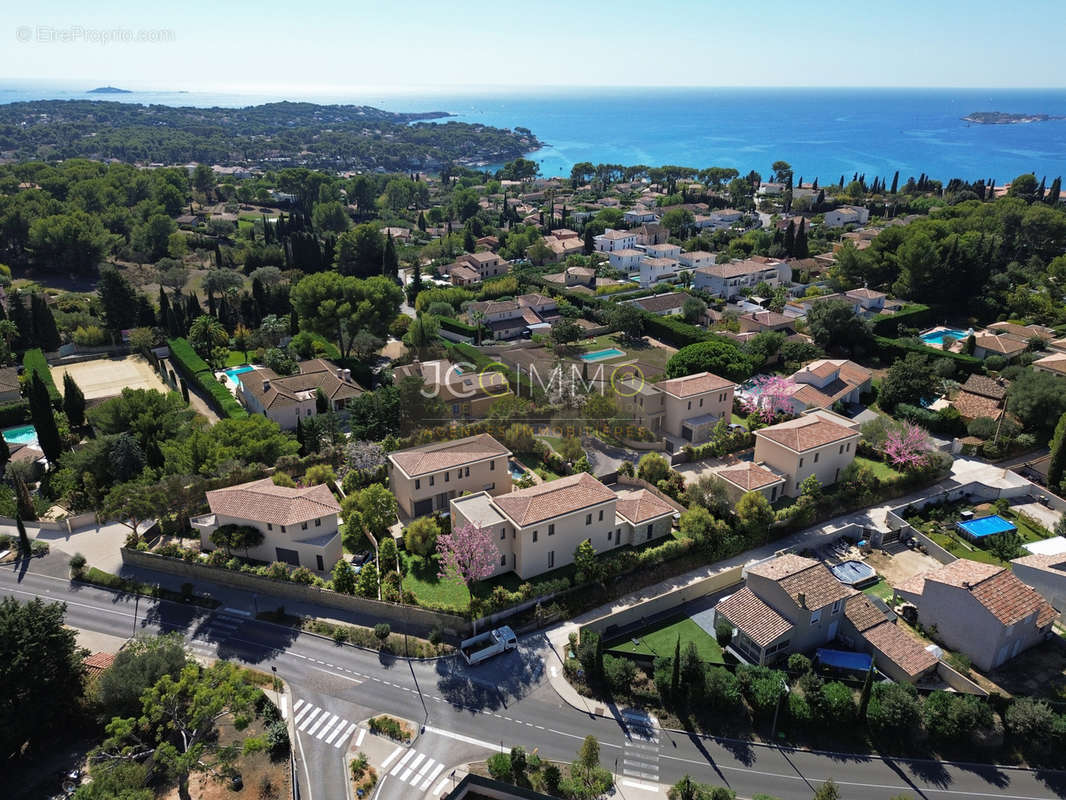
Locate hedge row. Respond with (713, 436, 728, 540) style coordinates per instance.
(873, 335, 983, 374)
(0, 401, 30, 427)
(167, 338, 248, 419)
(439, 316, 480, 337)
(642, 313, 713, 348)
(22, 348, 59, 404)
(870, 303, 935, 336)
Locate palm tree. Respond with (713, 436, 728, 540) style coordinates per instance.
(0, 320, 16, 353)
(188, 315, 228, 359)
(469, 309, 485, 346)
(232, 324, 252, 363)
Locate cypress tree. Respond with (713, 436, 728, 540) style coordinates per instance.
(858, 663, 874, 719)
(7, 290, 31, 349)
(783, 220, 795, 257)
(583, 227, 595, 255)
(1047, 411, 1066, 490)
(62, 372, 86, 428)
(670, 635, 681, 703)
(1047, 177, 1061, 206)
(158, 286, 170, 325)
(14, 478, 34, 521)
(214, 241, 223, 267)
(463, 228, 476, 253)
(16, 513, 31, 555)
(410, 262, 424, 302)
(185, 292, 202, 321)
(28, 372, 61, 463)
(794, 218, 809, 259)
(295, 417, 306, 457)
(207, 291, 216, 318)
(417, 211, 427, 232)
(1037, 176, 1047, 201)
(383, 232, 398, 278)
(0, 431, 9, 472)
(31, 294, 61, 352)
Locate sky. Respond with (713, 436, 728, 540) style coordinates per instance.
(5, 0, 1066, 92)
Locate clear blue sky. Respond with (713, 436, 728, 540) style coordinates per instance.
(7, 0, 1066, 91)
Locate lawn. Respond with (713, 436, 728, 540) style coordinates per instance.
(518, 450, 563, 481)
(573, 332, 673, 375)
(929, 532, 1006, 566)
(400, 552, 471, 613)
(1006, 510, 1051, 544)
(862, 578, 895, 602)
(854, 456, 904, 482)
(224, 349, 253, 367)
(608, 616, 724, 663)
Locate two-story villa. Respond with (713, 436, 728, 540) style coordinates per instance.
(388, 433, 512, 518)
(754, 410, 860, 496)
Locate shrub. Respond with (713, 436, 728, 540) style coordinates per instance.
(0, 401, 30, 427)
(374, 623, 391, 641)
(367, 715, 411, 742)
(603, 654, 637, 695)
(22, 349, 59, 404)
(167, 338, 247, 419)
(68, 552, 87, 576)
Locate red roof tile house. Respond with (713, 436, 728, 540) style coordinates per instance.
(193, 478, 343, 573)
(894, 560, 1056, 671)
(753, 409, 861, 497)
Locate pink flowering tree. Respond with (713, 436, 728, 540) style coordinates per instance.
(883, 423, 932, 470)
(740, 375, 797, 422)
(436, 523, 500, 586)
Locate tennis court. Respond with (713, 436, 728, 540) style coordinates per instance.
(51, 355, 170, 401)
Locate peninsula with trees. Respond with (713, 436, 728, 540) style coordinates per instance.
(0, 99, 542, 171)
(963, 111, 1066, 124)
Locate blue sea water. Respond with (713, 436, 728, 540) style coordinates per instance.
(2, 83, 1066, 183)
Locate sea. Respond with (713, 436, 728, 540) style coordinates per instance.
(3, 82, 1066, 184)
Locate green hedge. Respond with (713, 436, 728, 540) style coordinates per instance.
(870, 303, 936, 337)
(642, 313, 713, 348)
(873, 335, 983, 374)
(438, 316, 480, 337)
(22, 349, 59, 404)
(167, 338, 248, 419)
(0, 401, 30, 427)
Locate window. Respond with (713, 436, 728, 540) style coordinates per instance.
(500, 528, 505, 540)
(598, 509, 604, 521)
(548, 551, 555, 568)
(465, 467, 470, 478)
(832, 599, 842, 615)
(847, 442, 851, 452)
(798, 457, 804, 468)
(490, 460, 496, 471)
(548, 524, 555, 536)
(429, 475, 435, 487)
(813, 452, 819, 463)
(699, 398, 704, 407)
(839, 445, 844, 455)
(607, 530, 612, 542)
(687, 401, 692, 410)
(533, 530, 538, 542)
(500, 554, 506, 566)
(445, 472, 450, 483)
(281, 525, 286, 533)
(585, 514, 592, 525)
(302, 522, 308, 530)
(267, 523, 273, 531)
(415, 479, 421, 490)
(810, 609, 822, 624)
(316, 555, 324, 571)
(315, 518, 321, 527)
(646, 524, 653, 540)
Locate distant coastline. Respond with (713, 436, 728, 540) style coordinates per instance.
(962, 111, 1066, 124)
(87, 86, 131, 94)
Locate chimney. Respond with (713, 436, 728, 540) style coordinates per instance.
(343, 369, 351, 383)
(337, 368, 344, 380)
(262, 379, 271, 392)
(797, 592, 806, 609)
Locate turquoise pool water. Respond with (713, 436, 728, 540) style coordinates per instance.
(508, 460, 527, 481)
(956, 514, 1017, 539)
(224, 365, 256, 386)
(580, 348, 625, 362)
(920, 328, 969, 346)
(3, 424, 38, 446)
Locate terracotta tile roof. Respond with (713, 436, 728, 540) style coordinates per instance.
(634, 293, 687, 313)
(756, 416, 859, 452)
(241, 360, 364, 409)
(615, 489, 675, 524)
(922, 560, 1057, 627)
(389, 434, 509, 478)
(975, 335, 1026, 355)
(715, 462, 785, 491)
(748, 553, 818, 581)
(989, 321, 1054, 340)
(654, 371, 734, 399)
(206, 478, 340, 527)
(845, 593, 888, 633)
(1012, 552, 1066, 573)
(715, 587, 794, 647)
(808, 360, 839, 379)
(861, 621, 938, 677)
(776, 562, 856, 611)
(696, 259, 782, 279)
(82, 651, 116, 677)
(952, 391, 1004, 421)
(894, 573, 927, 597)
(0, 366, 19, 394)
(741, 311, 794, 328)
(494, 472, 615, 527)
(845, 288, 887, 301)
(1034, 353, 1066, 375)
(961, 374, 1008, 401)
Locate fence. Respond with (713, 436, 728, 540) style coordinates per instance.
(579, 565, 745, 640)
(0, 511, 98, 537)
(884, 509, 956, 565)
(120, 548, 470, 637)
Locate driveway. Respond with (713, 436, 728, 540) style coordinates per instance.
(582, 437, 640, 477)
(15, 520, 129, 573)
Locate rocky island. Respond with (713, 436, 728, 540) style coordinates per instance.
(87, 86, 132, 93)
(963, 111, 1066, 124)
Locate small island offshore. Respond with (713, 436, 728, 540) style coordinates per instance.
(87, 86, 132, 93)
(963, 110, 1066, 124)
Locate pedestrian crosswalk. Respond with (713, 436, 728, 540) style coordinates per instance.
(620, 709, 660, 785)
(382, 746, 447, 793)
(292, 699, 357, 749)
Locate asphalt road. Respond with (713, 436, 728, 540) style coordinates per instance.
(6, 561, 1066, 800)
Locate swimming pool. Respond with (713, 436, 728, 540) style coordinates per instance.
(830, 560, 878, 587)
(580, 348, 625, 362)
(956, 514, 1017, 539)
(508, 460, 528, 481)
(2, 424, 38, 446)
(224, 365, 256, 386)
(919, 328, 970, 346)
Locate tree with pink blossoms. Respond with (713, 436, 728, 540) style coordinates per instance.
(436, 522, 500, 586)
(882, 423, 931, 470)
(740, 374, 797, 422)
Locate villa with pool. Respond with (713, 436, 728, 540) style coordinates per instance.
(232, 358, 365, 430)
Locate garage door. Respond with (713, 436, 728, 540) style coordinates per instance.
(275, 547, 300, 566)
(413, 498, 433, 516)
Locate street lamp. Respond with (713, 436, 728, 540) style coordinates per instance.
(271, 665, 280, 707)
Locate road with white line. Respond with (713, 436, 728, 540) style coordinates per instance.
(5, 560, 1066, 800)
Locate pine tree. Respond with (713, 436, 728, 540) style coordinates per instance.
(1047, 412, 1066, 490)
(794, 218, 809, 259)
(62, 372, 86, 428)
(28, 372, 61, 463)
(16, 513, 31, 555)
